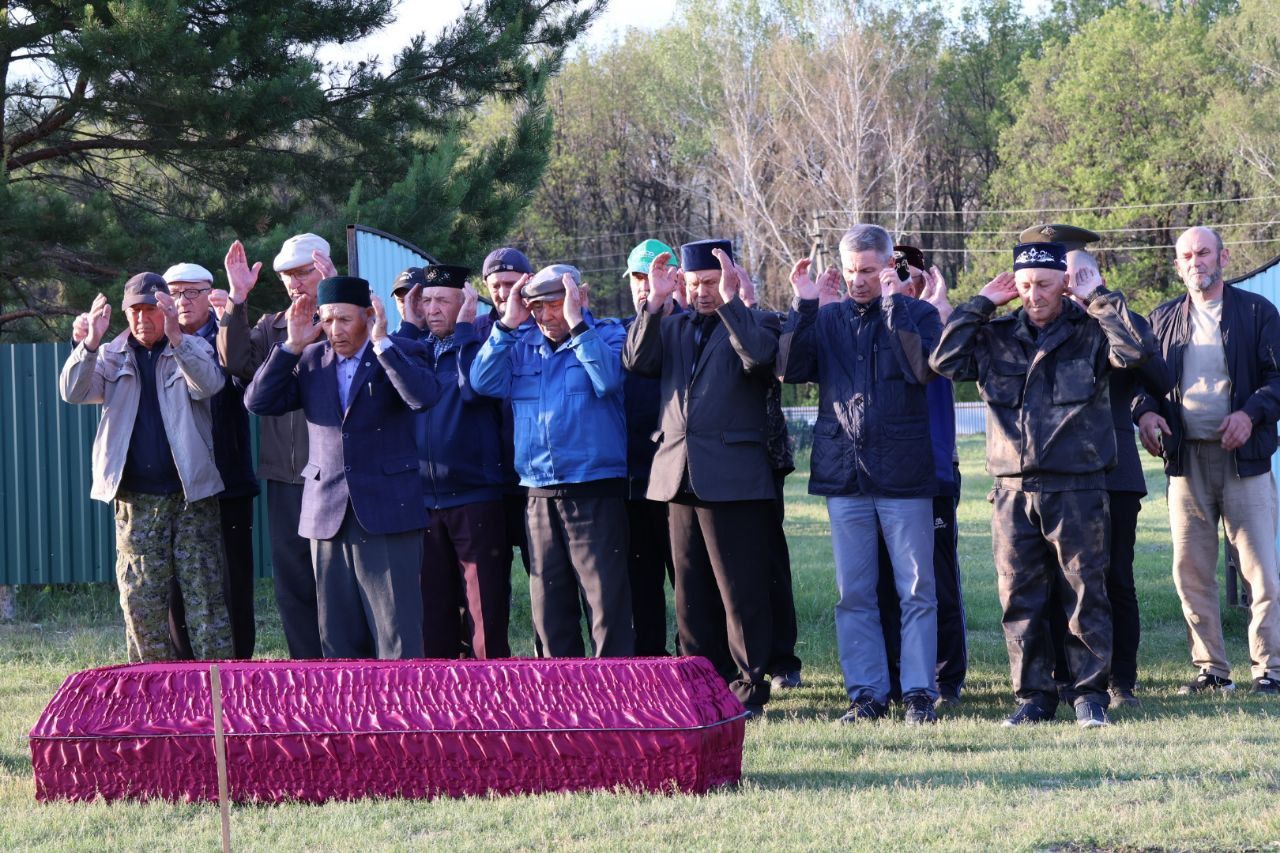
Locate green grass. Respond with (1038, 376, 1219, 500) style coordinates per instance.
(3, 435, 1280, 850)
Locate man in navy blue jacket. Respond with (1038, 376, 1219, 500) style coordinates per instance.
(780, 224, 943, 726)
(394, 264, 511, 659)
(471, 264, 634, 658)
(245, 276, 441, 659)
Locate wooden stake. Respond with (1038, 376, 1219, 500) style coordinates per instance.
(209, 664, 232, 853)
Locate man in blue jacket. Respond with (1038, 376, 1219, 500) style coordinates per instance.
(780, 224, 943, 726)
(245, 276, 441, 659)
(395, 264, 511, 659)
(471, 264, 634, 658)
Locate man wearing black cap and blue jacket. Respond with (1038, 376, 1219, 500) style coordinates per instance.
(931, 241, 1156, 728)
(623, 239, 781, 717)
(245, 276, 441, 659)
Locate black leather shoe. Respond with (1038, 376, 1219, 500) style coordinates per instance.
(838, 697, 888, 724)
(1109, 686, 1141, 708)
(1178, 671, 1234, 694)
(1002, 703, 1054, 727)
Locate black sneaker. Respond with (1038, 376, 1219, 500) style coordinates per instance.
(1002, 703, 1054, 727)
(742, 703, 766, 721)
(838, 696, 888, 724)
(904, 692, 939, 726)
(935, 687, 962, 710)
(1178, 671, 1235, 695)
(1109, 686, 1141, 708)
(1251, 676, 1280, 695)
(771, 670, 803, 691)
(1074, 700, 1110, 729)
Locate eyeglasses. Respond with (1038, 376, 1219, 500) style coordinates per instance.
(170, 288, 211, 302)
(281, 266, 316, 280)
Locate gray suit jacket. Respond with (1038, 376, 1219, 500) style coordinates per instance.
(623, 296, 780, 502)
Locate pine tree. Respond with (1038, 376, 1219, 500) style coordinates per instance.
(0, 0, 601, 339)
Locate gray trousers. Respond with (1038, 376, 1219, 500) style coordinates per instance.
(828, 494, 937, 704)
(311, 504, 425, 659)
(525, 494, 634, 658)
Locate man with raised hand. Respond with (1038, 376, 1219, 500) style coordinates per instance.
(215, 233, 333, 658)
(396, 264, 511, 659)
(780, 225, 942, 726)
(471, 264, 634, 659)
(245, 277, 440, 659)
(931, 240, 1153, 728)
(1134, 225, 1280, 696)
(60, 274, 230, 662)
(624, 239, 780, 718)
(161, 262, 260, 660)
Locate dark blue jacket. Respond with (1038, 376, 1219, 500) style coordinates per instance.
(780, 295, 942, 498)
(1106, 311, 1173, 494)
(927, 376, 958, 499)
(244, 335, 441, 539)
(1134, 284, 1280, 478)
(194, 313, 260, 500)
(619, 313, 663, 499)
(396, 319, 506, 509)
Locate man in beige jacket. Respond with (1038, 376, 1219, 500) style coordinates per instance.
(60, 272, 230, 662)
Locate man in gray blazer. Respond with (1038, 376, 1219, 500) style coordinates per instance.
(623, 239, 781, 717)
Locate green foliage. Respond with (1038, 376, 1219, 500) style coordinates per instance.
(0, 0, 601, 340)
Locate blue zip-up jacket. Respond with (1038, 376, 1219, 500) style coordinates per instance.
(470, 317, 627, 487)
(397, 319, 507, 509)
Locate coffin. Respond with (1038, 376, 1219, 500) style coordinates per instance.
(29, 657, 746, 803)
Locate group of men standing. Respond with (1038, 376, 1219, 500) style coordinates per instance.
(58, 220, 1280, 727)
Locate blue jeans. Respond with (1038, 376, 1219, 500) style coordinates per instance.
(828, 495, 938, 703)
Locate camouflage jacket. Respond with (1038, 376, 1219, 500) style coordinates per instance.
(929, 289, 1153, 491)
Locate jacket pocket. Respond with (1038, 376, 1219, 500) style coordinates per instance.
(300, 462, 321, 480)
(1052, 357, 1095, 405)
(978, 359, 1025, 408)
(721, 429, 765, 445)
(565, 364, 592, 395)
(511, 363, 540, 400)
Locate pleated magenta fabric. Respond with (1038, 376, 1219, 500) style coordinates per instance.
(30, 657, 745, 803)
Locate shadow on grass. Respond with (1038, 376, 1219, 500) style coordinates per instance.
(746, 763, 1243, 793)
(0, 748, 32, 777)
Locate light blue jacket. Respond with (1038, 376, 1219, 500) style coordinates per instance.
(470, 319, 627, 487)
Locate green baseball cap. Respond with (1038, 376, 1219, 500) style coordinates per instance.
(625, 239, 679, 276)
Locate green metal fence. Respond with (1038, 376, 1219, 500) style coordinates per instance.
(0, 342, 274, 586)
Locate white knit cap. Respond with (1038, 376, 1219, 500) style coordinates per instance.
(162, 262, 214, 284)
(273, 233, 330, 273)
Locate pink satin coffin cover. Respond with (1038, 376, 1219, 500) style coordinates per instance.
(30, 657, 745, 803)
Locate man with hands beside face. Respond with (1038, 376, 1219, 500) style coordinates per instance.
(623, 239, 781, 717)
(931, 240, 1154, 728)
(244, 276, 441, 659)
(470, 264, 635, 659)
(216, 233, 335, 659)
(1133, 226, 1280, 696)
(780, 225, 942, 726)
(60, 273, 232, 662)
(395, 265, 512, 659)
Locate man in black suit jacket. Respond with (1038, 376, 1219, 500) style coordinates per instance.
(623, 239, 781, 717)
(245, 276, 441, 659)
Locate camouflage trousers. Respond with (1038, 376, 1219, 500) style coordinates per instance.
(114, 491, 232, 662)
(991, 487, 1112, 709)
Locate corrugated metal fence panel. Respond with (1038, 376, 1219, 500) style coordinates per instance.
(1, 343, 113, 584)
(347, 225, 436, 329)
(0, 343, 275, 585)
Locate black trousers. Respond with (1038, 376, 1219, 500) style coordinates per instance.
(168, 494, 256, 659)
(768, 472, 802, 675)
(1052, 490, 1141, 692)
(525, 494, 634, 658)
(877, 493, 966, 699)
(626, 498, 674, 656)
(421, 500, 512, 659)
(669, 497, 775, 707)
(311, 505, 424, 659)
(267, 480, 322, 659)
(993, 488, 1112, 710)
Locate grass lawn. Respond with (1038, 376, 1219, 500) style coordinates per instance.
(2, 435, 1279, 850)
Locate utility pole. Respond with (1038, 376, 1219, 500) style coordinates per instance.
(809, 212, 827, 275)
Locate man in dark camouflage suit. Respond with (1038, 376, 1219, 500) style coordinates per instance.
(930, 241, 1155, 728)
